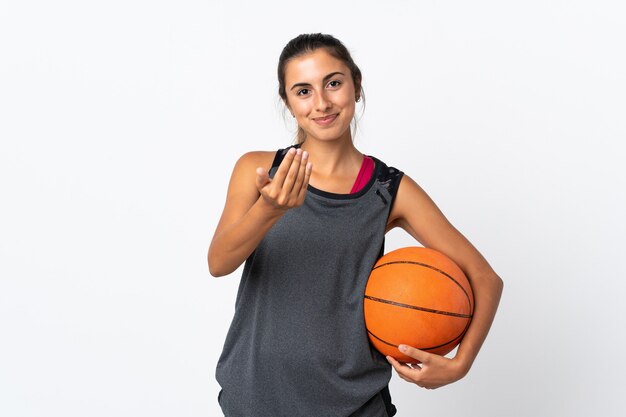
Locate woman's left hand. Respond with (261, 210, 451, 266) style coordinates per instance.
(386, 344, 468, 390)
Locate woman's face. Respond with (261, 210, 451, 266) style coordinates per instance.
(284, 48, 357, 143)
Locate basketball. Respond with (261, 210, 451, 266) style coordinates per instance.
(364, 246, 474, 363)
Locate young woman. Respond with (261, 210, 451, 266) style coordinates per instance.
(208, 33, 503, 417)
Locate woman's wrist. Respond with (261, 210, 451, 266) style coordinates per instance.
(451, 352, 474, 378)
(253, 195, 289, 221)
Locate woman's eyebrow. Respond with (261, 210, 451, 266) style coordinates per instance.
(290, 71, 345, 91)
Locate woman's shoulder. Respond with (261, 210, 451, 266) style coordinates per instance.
(234, 149, 280, 171)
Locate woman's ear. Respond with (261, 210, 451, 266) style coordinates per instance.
(355, 81, 363, 103)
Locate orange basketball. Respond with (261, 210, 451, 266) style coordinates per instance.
(364, 246, 474, 363)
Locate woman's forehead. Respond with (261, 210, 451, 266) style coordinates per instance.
(284, 49, 349, 83)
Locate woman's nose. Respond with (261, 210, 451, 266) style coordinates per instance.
(315, 91, 331, 111)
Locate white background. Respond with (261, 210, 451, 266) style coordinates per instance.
(1, 1, 625, 416)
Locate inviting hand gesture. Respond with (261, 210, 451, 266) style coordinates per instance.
(386, 344, 469, 390)
(255, 147, 312, 212)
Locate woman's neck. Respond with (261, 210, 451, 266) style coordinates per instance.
(299, 137, 363, 179)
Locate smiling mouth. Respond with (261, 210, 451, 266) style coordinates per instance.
(313, 113, 339, 124)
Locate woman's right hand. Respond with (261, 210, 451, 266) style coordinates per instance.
(208, 148, 312, 277)
(255, 147, 312, 212)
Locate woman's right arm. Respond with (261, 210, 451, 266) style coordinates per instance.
(208, 147, 311, 277)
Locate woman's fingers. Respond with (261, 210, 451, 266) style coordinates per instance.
(296, 161, 312, 204)
(272, 147, 297, 190)
(386, 345, 463, 390)
(259, 148, 312, 210)
(281, 148, 304, 198)
(290, 150, 309, 196)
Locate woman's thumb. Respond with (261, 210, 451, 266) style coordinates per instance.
(255, 167, 270, 190)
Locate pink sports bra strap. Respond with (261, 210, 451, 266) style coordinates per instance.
(350, 156, 375, 194)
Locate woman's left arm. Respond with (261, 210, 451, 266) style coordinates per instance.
(385, 174, 504, 389)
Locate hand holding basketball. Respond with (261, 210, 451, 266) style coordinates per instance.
(385, 344, 468, 390)
(256, 147, 312, 212)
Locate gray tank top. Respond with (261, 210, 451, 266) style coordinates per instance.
(216, 144, 404, 417)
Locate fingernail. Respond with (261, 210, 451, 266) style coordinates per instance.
(288, 148, 295, 154)
(302, 151, 308, 159)
(399, 345, 407, 353)
(296, 148, 302, 155)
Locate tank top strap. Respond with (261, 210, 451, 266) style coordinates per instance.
(370, 157, 404, 261)
(373, 157, 404, 203)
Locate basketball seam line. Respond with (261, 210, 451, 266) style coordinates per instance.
(372, 260, 473, 313)
(364, 295, 472, 318)
(367, 329, 466, 352)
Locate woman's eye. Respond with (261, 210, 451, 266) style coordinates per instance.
(297, 88, 310, 96)
(328, 80, 342, 88)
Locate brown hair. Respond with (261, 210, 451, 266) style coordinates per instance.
(277, 33, 365, 144)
